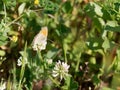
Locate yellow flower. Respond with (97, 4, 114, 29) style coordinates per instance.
(11, 36, 18, 42)
(34, 0, 39, 5)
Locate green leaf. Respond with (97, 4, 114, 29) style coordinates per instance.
(0, 35, 8, 41)
(106, 21, 118, 27)
(102, 37, 110, 52)
(104, 21, 120, 32)
(0, 50, 6, 56)
(0, 41, 8, 46)
(84, 2, 103, 17)
(114, 2, 120, 12)
(93, 17, 105, 30)
(92, 75, 100, 85)
(84, 3, 95, 18)
(87, 37, 103, 50)
(57, 24, 70, 38)
(0, 35, 8, 46)
(111, 73, 120, 89)
(42, 1, 58, 14)
(93, 2, 103, 17)
(63, 76, 78, 90)
(18, 3, 26, 15)
(62, 1, 72, 13)
(69, 77, 78, 90)
(46, 48, 59, 59)
(101, 8, 111, 20)
(104, 25, 120, 32)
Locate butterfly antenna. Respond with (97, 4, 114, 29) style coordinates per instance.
(47, 39, 54, 43)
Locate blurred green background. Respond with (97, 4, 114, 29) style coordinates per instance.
(0, 0, 120, 89)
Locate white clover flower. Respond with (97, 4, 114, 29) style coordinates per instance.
(32, 27, 48, 51)
(17, 56, 28, 66)
(0, 81, 6, 90)
(52, 60, 70, 80)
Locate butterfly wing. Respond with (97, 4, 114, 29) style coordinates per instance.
(32, 27, 48, 51)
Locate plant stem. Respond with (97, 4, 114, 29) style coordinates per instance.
(75, 53, 81, 72)
(63, 44, 67, 63)
(49, 76, 60, 87)
(6, 14, 24, 27)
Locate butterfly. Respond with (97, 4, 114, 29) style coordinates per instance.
(32, 27, 48, 51)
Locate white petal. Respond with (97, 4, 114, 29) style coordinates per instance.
(52, 73, 59, 77)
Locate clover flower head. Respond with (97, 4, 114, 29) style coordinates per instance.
(52, 60, 70, 80)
